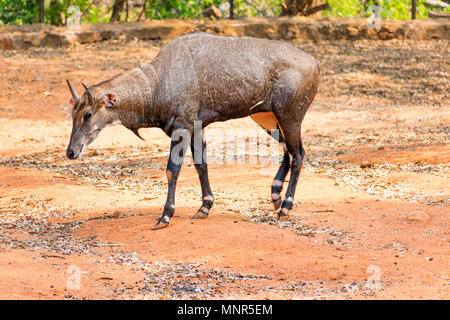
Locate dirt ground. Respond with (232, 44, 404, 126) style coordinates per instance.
(0, 38, 448, 299)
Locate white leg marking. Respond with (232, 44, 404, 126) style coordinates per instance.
(272, 193, 281, 201)
(272, 180, 283, 187)
(203, 195, 214, 202)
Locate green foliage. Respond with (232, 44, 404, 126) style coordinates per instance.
(0, 0, 39, 25)
(0, 0, 110, 26)
(323, 0, 361, 17)
(232, 0, 283, 17)
(74, 0, 110, 24)
(0, 0, 448, 26)
(143, 0, 283, 20)
(48, 0, 64, 25)
(324, 0, 449, 19)
(52, 0, 110, 24)
(364, 0, 426, 19)
(145, 0, 222, 19)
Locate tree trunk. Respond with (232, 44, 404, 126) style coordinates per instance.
(304, 2, 329, 16)
(137, 0, 148, 21)
(281, 0, 309, 16)
(111, 0, 126, 22)
(281, 0, 325, 16)
(230, 0, 234, 19)
(39, 0, 45, 23)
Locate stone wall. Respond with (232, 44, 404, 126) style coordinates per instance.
(1, 17, 448, 50)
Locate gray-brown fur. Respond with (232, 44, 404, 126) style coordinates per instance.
(66, 32, 320, 229)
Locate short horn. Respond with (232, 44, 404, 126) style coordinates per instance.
(81, 82, 89, 92)
(66, 80, 79, 101)
(81, 82, 94, 103)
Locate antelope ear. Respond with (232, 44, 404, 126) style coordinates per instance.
(68, 97, 75, 105)
(100, 93, 117, 107)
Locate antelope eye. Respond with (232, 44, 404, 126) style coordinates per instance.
(83, 111, 92, 122)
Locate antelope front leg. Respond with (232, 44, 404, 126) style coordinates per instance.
(190, 130, 214, 219)
(152, 128, 191, 230)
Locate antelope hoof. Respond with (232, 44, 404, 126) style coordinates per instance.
(151, 219, 169, 230)
(151, 222, 169, 230)
(272, 193, 282, 210)
(273, 198, 282, 210)
(191, 211, 208, 219)
(277, 208, 290, 221)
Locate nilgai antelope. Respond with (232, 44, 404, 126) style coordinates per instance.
(66, 32, 320, 230)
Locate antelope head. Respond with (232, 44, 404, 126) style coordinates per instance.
(66, 80, 118, 159)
